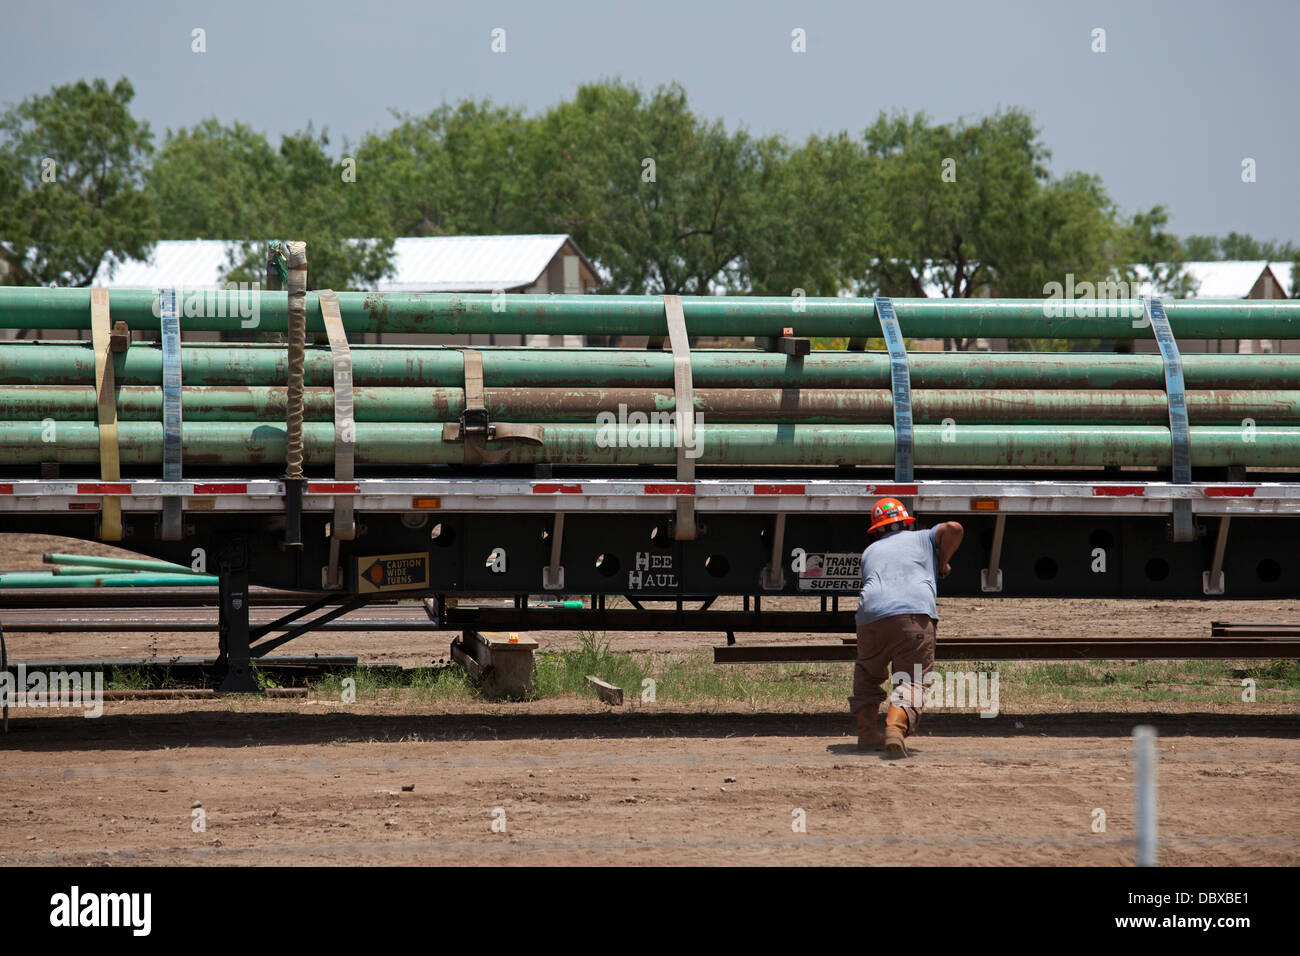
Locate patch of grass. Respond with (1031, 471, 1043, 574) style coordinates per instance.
(1237, 659, 1300, 688)
(308, 665, 478, 701)
(535, 630, 652, 699)
(652, 656, 848, 705)
(105, 665, 151, 691)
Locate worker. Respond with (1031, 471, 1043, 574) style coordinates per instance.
(849, 497, 964, 757)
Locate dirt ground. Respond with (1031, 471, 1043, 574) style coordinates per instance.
(2, 532, 1298, 866)
(3, 703, 1297, 866)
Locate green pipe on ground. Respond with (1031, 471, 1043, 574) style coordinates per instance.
(43, 552, 196, 574)
(2, 343, 1298, 390)
(0, 571, 219, 588)
(3, 385, 1299, 424)
(2, 288, 1298, 338)
(1, 421, 1294, 467)
(52, 565, 142, 575)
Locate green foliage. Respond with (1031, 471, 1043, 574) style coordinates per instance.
(351, 100, 537, 238)
(149, 120, 394, 290)
(531, 81, 781, 295)
(848, 109, 1150, 349)
(1182, 232, 1299, 261)
(535, 630, 651, 698)
(0, 77, 157, 286)
(15, 73, 1295, 320)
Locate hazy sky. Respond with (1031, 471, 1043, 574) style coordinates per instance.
(2, 0, 1295, 242)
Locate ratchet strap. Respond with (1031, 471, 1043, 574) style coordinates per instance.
(1144, 297, 1195, 541)
(90, 288, 122, 541)
(159, 288, 183, 540)
(318, 290, 355, 541)
(874, 295, 914, 481)
(442, 348, 543, 464)
(664, 295, 697, 539)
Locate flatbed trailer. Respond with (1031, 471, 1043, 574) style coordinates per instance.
(2, 284, 1298, 689)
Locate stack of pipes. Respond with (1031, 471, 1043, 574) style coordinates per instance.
(0, 290, 1297, 471)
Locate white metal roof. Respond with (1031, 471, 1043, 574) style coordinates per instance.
(96, 235, 590, 292)
(382, 235, 577, 292)
(1135, 260, 1294, 299)
(99, 239, 237, 289)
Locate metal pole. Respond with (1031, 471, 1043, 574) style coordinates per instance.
(3, 420, 1299, 467)
(1134, 725, 1158, 867)
(4, 343, 1297, 390)
(2, 288, 1298, 338)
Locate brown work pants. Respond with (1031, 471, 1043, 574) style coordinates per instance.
(847, 613, 936, 734)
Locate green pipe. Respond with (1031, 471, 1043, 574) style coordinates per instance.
(2, 288, 1298, 337)
(2, 343, 1298, 390)
(4, 385, 1299, 424)
(43, 552, 196, 574)
(1, 421, 1294, 467)
(52, 565, 143, 575)
(0, 571, 219, 588)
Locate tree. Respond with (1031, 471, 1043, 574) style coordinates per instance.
(530, 81, 780, 295)
(742, 132, 873, 298)
(149, 120, 393, 290)
(0, 77, 156, 286)
(351, 100, 537, 238)
(1182, 232, 1298, 261)
(1121, 205, 1196, 298)
(849, 109, 1182, 350)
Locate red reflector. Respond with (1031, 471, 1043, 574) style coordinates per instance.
(644, 484, 695, 495)
(1093, 486, 1146, 497)
(533, 483, 583, 494)
(192, 483, 247, 494)
(77, 483, 130, 495)
(308, 482, 360, 495)
(868, 484, 919, 497)
(1205, 487, 1256, 498)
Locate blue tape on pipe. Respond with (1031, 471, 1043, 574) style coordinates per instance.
(1145, 297, 1191, 483)
(159, 288, 182, 480)
(874, 295, 913, 481)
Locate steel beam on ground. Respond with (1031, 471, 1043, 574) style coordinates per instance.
(713, 637, 1300, 662)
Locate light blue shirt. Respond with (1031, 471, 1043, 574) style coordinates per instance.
(855, 526, 940, 626)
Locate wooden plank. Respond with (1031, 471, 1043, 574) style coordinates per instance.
(585, 675, 624, 705)
(450, 640, 490, 680)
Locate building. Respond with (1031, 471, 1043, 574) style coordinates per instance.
(1132, 261, 1297, 354)
(94, 234, 602, 346)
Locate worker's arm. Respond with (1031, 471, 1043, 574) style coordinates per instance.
(934, 521, 964, 578)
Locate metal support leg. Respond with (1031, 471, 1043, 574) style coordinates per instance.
(761, 513, 787, 590)
(543, 512, 565, 590)
(1170, 500, 1196, 544)
(1203, 516, 1230, 596)
(981, 513, 1006, 593)
(1, 622, 8, 733)
(214, 538, 258, 693)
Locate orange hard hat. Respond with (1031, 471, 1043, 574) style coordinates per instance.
(868, 497, 915, 533)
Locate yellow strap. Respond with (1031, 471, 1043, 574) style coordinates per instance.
(90, 288, 122, 541)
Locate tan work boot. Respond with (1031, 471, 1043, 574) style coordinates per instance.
(884, 705, 909, 757)
(856, 709, 885, 750)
